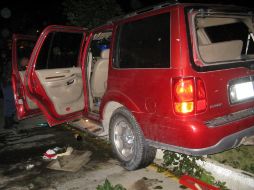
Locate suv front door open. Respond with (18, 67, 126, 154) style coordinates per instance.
(12, 34, 41, 120)
(25, 25, 87, 126)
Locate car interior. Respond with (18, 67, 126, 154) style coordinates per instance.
(17, 30, 112, 117)
(86, 31, 112, 113)
(195, 15, 254, 63)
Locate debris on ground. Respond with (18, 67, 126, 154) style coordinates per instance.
(42, 146, 92, 172)
(43, 146, 68, 160)
(0, 116, 181, 189)
(36, 122, 49, 127)
(43, 149, 57, 160)
(25, 164, 35, 170)
(55, 146, 73, 157)
(130, 177, 164, 190)
(47, 150, 92, 172)
(74, 133, 83, 141)
(179, 175, 220, 190)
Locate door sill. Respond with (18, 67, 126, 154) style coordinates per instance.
(70, 117, 103, 136)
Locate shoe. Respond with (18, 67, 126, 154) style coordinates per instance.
(3, 117, 11, 129)
(12, 114, 19, 125)
(3, 117, 16, 129)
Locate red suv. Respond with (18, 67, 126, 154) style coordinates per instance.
(12, 3, 254, 170)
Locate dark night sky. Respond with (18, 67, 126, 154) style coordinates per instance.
(0, 0, 254, 49)
(0, 0, 65, 49)
(0, 0, 65, 34)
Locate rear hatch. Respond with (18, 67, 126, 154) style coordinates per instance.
(186, 6, 254, 126)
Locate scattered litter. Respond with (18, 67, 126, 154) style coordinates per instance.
(42, 147, 73, 160)
(179, 175, 219, 190)
(26, 164, 35, 170)
(56, 147, 73, 157)
(42, 146, 91, 172)
(53, 147, 62, 152)
(47, 150, 92, 172)
(43, 149, 57, 160)
(74, 133, 83, 141)
(28, 183, 34, 189)
(36, 122, 49, 127)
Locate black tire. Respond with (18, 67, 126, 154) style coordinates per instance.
(109, 107, 156, 170)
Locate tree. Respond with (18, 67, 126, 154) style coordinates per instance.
(62, 0, 123, 28)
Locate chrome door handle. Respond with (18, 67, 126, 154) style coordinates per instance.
(66, 79, 74, 85)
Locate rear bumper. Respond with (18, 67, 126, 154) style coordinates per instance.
(147, 125, 254, 155)
(135, 108, 254, 155)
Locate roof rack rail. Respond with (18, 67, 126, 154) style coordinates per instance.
(108, 0, 179, 23)
(124, 0, 179, 18)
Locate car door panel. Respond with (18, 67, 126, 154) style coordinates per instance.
(35, 67, 84, 115)
(25, 25, 87, 126)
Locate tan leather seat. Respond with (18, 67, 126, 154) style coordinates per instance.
(197, 29, 211, 45)
(199, 40, 243, 62)
(91, 49, 109, 98)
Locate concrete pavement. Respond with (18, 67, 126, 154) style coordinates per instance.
(0, 113, 182, 190)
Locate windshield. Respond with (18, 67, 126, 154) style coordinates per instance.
(190, 10, 254, 65)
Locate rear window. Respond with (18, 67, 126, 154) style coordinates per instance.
(114, 13, 170, 68)
(192, 12, 254, 64)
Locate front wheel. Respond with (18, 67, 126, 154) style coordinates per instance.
(109, 107, 156, 170)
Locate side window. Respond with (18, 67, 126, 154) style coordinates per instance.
(36, 32, 83, 70)
(89, 31, 112, 57)
(36, 33, 52, 70)
(114, 13, 170, 68)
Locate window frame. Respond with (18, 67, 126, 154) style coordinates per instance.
(35, 31, 84, 70)
(187, 8, 254, 68)
(112, 11, 171, 70)
(185, 6, 254, 72)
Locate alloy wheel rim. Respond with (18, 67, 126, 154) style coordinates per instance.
(113, 120, 135, 161)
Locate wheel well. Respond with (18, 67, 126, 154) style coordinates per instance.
(101, 101, 123, 136)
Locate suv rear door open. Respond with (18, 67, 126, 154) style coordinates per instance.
(25, 25, 87, 126)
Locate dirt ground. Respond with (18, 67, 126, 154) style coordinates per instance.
(0, 109, 182, 190)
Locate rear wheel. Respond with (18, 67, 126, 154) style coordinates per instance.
(109, 107, 156, 170)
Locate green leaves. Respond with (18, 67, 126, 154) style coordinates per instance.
(162, 150, 228, 190)
(163, 150, 203, 177)
(96, 179, 126, 190)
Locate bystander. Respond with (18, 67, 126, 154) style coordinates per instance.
(0, 50, 17, 129)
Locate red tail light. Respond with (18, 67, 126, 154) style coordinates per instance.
(174, 78, 194, 114)
(173, 78, 207, 115)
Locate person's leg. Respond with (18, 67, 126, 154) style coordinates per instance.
(2, 82, 16, 129)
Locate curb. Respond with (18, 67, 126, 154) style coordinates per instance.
(155, 149, 254, 190)
(197, 159, 254, 190)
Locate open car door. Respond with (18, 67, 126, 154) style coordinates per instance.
(24, 25, 87, 126)
(12, 34, 41, 120)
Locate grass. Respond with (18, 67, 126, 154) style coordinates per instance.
(96, 179, 126, 190)
(208, 146, 254, 174)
